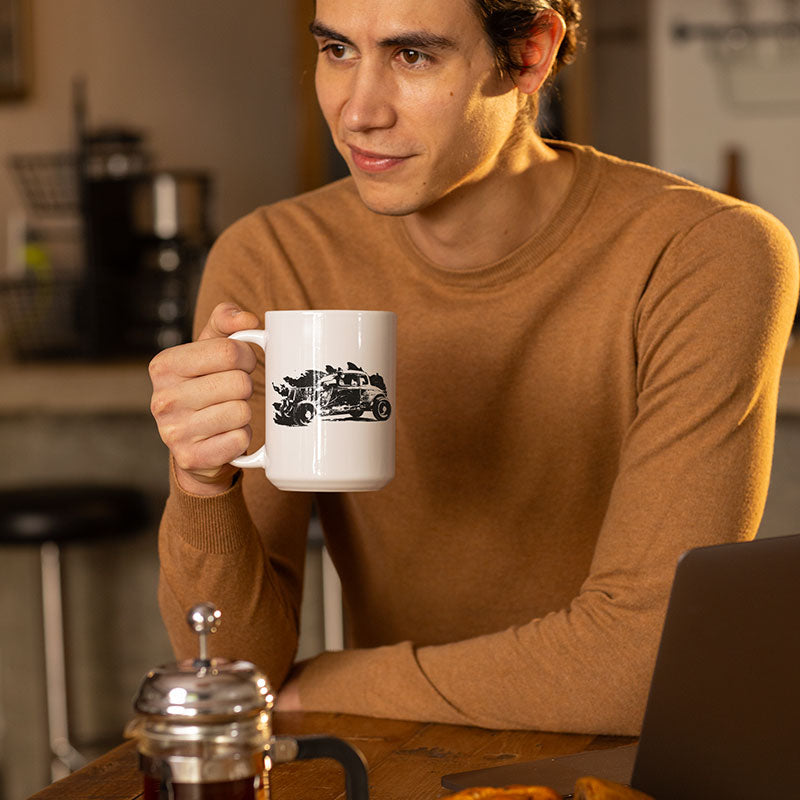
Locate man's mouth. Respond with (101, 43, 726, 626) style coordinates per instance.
(347, 145, 411, 174)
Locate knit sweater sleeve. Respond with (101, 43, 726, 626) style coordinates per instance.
(296, 204, 799, 734)
(157, 218, 313, 687)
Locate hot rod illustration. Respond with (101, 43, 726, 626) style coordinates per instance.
(273, 362, 392, 426)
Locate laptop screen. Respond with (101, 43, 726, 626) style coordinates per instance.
(631, 533, 800, 799)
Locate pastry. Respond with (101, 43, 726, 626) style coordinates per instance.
(573, 776, 654, 800)
(443, 786, 561, 799)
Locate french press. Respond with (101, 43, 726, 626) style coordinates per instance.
(126, 603, 369, 800)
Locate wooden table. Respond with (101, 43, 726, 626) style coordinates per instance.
(26, 712, 635, 800)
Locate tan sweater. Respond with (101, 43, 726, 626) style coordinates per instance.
(158, 142, 798, 735)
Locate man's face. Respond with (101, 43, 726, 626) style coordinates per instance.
(312, 0, 523, 217)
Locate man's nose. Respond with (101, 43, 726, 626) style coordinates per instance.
(341, 63, 397, 132)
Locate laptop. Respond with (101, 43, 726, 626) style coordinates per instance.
(442, 533, 800, 799)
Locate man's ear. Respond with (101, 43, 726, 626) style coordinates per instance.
(514, 10, 567, 95)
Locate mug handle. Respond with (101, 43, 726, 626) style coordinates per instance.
(228, 328, 269, 471)
(270, 735, 369, 800)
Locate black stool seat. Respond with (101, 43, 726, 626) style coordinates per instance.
(0, 484, 150, 544)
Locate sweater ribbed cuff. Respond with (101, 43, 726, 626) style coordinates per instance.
(296, 643, 470, 726)
(167, 458, 252, 554)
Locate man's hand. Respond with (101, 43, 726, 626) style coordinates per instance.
(274, 676, 302, 712)
(274, 660, 307, 712)
(149, 303, 260, 496)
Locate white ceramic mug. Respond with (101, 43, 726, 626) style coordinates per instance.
(229, 310, 396, 491)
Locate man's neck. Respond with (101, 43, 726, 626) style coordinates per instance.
(402, 136, 574, 270)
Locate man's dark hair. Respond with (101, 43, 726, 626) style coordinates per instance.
(471, 0, 582, 78)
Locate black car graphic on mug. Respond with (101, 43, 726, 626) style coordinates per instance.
(273, 362, 392, 426)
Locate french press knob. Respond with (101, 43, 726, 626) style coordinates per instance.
(126, 602, 369, 800)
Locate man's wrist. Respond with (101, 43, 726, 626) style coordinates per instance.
(174, 465, 240, 497)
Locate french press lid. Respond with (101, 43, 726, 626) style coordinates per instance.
(132, 602, 274, 720)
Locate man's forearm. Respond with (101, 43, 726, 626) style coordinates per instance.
(157, 465, 305, 686)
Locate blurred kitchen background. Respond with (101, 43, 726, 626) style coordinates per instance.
(0, 0, 798, 797)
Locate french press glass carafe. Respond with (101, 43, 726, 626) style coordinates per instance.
(126, 602, 369, 800)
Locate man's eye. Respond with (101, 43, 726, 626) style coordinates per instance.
(400, 49, 426, 65)
(321, 43, 351, 60)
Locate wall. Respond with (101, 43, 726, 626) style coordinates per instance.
(648, 0, 800, 539)
(650, 0, 800, 242)
(579, 0, 653, 164)
(760, 415, 800, 538)
(0, 0, 299, 274)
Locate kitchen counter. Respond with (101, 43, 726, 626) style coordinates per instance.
(2, 338, 800, 416)
(0, 359, 153, 415)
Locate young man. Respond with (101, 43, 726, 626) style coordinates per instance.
(149, 0, 798, 734)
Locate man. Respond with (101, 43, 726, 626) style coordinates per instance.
(149, 0, 798, 735)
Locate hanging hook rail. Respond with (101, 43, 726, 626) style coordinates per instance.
(672, 20, 800, 43)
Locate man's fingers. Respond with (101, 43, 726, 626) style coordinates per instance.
(184, 370, 254, 411)
(186, 399, 253, 443)
(150, 369, 253, 425)
(174, 426, 253, 475)
(150, 338, 257, 388)
(198, 303, 260, 341)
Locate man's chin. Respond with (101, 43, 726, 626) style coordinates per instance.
(350, 180, 428, 218)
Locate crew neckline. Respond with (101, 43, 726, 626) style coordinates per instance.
(389, 141, 603, 289)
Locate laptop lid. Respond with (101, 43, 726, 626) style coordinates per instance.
(630, 532, 800, 799)
(442, 534, 800, 799)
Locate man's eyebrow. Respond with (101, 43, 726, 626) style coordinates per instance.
(309, 20, 457, 52)
(309, 20, 355, 47)
(378, 31, 458, 51)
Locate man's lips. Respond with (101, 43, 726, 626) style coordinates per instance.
(347, 145, 411, 174)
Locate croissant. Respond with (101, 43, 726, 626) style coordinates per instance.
(445, 779, 654, 800)
(574, 776, 654, 800)
(443, 786, 561, 799)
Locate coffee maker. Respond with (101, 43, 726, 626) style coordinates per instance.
(80, 127, 212, 358)
(128, 168, 211, 353)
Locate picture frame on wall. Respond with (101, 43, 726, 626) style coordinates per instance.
(0, 0, 29, 99)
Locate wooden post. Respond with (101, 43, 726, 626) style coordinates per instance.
(294, 0, 330, 193)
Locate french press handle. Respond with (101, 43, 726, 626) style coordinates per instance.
(271, 735, 369, 800)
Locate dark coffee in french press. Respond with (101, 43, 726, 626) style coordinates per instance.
(127, 603, 369, 800)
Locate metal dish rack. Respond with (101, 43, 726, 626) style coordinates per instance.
(7, 152, 81, 215)
(0, 277, 85, 360)
(1, 152, 86, 359)
(1, 82, 90, 359)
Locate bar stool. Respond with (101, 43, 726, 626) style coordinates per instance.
(0, 484, 150, 782)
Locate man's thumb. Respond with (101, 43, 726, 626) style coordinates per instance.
(198, 303, 260, 340)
